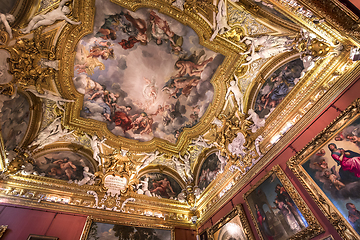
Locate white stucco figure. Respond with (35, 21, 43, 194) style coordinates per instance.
(228, 132, 246, 157)
(29, 117, 63, 148)
(39, 59, 60, 70)
(172, 156, 186, 182)
(212, 117, 223, 128)
(191, 135, 214, 148)
(76, 167, 95, 186)
(194, 187, 202, 199)
(225, 74, 244, 113)
(177, 191, 186, 202)
(85, 134, 109, 165)
(137, 177, 151, 196)
(255, 135, 263, 158)
(179, 152, 193, 182)
(138, 151, 164, 169)
(215, 151, 228, 173)
(247, 109, 266, 132)
(229, 164, 243, 173)
(210, 0, 230, 41)
(21, 0, 81, 34)
(240, 35, 294, 54)
(0, 13, 15, 40)
(38, 127, 74, 150)
(26, 88, 74, 112)
(240, 35, 294, 65)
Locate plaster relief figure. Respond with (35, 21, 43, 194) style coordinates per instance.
(228, 132, 247, 157)
(76, 167, 95, 186)
(21, 0, 81, 34)
(29, 117, 71, 149)
(191, 135, 215, 148)
(138, 150, 164, 170)
(26, 88, 74, 112)
(215, 151, 228, 173)
(240, 35, 294, 65)
(179, 151, 193, 182)
(225, 74, 244, 113)
(0, 13, 15, 41)
(210, 0, 230, 41)
(247, 109, 266, 132)
(137, 177, 151, 196)
(255, 135, 264, 158)
(85, 134, 109, 165)
(172, 156, 186, 182)
(39, 59, 60, 70)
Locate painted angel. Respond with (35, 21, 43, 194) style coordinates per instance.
(75, 45, 105, 75)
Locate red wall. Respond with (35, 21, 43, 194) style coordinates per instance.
(198, 76, 360, 240)
(0, 204, 197, 240)
(0, 204, 87, 240)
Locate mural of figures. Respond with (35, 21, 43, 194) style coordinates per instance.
(73, 1, 224, 143)
(33, 151, 95, 181)
(85, 221, 171, 240)
(302, 116, 360, 235)
(198, 153, 222, 191)
(139, 172, 182, 199)
(0, 93, 30, 161)
(254, 58, 304, 118)
(246, 173, 308, 240)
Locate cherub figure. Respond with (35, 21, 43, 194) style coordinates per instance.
(0, 13, 15, 40)
(247, 109, 265, 132)
(215, 151, 228, 173)
(76, 167, 95, 186)
(225, 74, 244, 113)
(21, 0, 81, 34)
(137, 177, 151, 196)
(323, 169, 345, 190)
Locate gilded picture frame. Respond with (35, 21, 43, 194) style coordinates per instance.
(288, 98, 360, 240)
(244, 165, 323, 240)
(26, 235, 58, 240)
(207, 204, 254, 240)
(80, 216, 174, 240)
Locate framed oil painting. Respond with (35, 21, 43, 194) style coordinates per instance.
(199, 228, 208, 240)
(207, 204, 254, 240)
(80, 217, 174, 240)
(244, 165, 323, 240)
(288, 98, 360, 239)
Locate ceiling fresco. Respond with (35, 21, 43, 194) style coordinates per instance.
(0, 0, 359, 229)
(74, 6, 224, 143)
